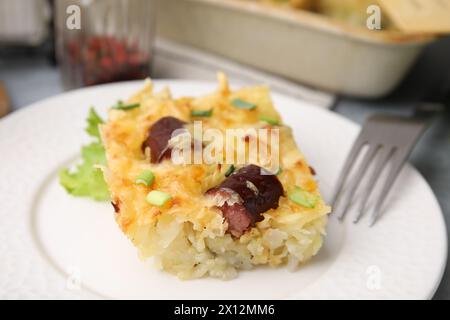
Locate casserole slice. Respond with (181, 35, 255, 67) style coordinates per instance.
(101, 74, 330, 279)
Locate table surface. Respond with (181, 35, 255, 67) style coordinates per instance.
(1, 38, 449, 299)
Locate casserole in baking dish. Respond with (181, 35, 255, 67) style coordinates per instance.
(157, 0, 433, 97)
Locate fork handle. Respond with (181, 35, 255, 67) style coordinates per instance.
(0, 81, 11, 118)
(413, 102, 445, 121)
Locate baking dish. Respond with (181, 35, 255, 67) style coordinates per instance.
(157, 0, 433, 98)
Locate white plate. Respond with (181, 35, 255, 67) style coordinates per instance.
(0, 80, 446, 300)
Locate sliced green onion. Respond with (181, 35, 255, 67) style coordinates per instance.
(146, 190, 172, 206)
(112, 100, 140, 111)
(259, 115, 279, 126)
(135, 170, 155, 187)
(191, 109, 213, 117)
(288, 186, 318, 208)
(231, 98, 257, 110)
(225, 165, 235, 177)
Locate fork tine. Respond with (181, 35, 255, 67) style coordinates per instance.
(335, 145, 379, 220)
(369, 151, 408, 226)
(331, 136, 365, 207)
(332, 113, 427, 226)
(353, 147, 394, 223)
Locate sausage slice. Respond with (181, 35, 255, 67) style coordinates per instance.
(142, 116, 187, 163)
(206, 164, 284, 237)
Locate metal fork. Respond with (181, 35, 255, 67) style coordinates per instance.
(332, 44, 450, 226)
(331, 113, 428, 226)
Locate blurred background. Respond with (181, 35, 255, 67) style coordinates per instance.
(0, 0, 449, 298)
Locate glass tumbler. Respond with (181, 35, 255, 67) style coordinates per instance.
(55, 0, 157, 89)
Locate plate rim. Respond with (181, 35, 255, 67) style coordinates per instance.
(0, 79, 447, 300)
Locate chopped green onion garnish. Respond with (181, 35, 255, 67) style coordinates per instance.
(231, 98, 257, 110)
(191, 109, 213, 117)
(146, 190, 172, 206)
(275, 167, 282, 175)
(259, 115, 279, 126)
(135, 170, 155, 187)
(288, 187, 318, 208)
(112, 100, 140, 111)
(225, 165, 235, 177)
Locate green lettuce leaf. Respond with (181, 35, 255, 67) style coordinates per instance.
(85, 107, 104, 140)
(59, 108, 110, 201)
